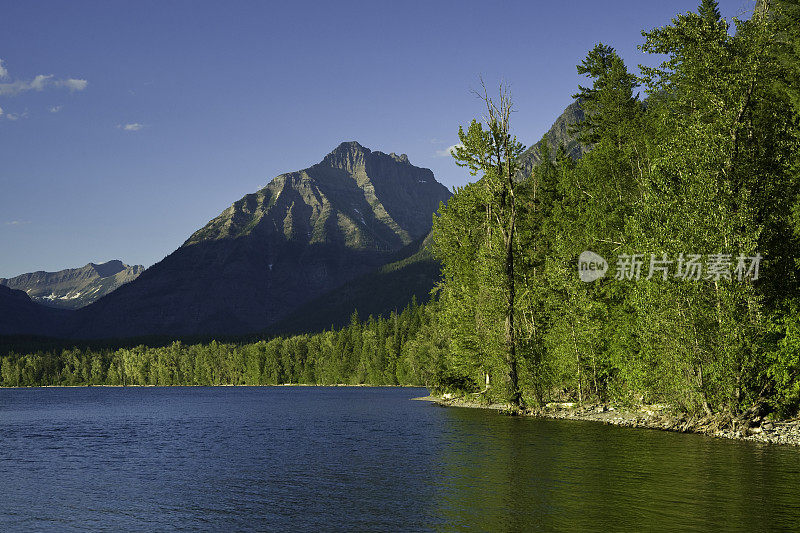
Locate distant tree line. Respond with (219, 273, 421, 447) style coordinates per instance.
(0, 299, 442, 388)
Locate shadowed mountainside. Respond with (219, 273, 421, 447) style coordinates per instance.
(268, 232, 440, 335)
(0, 285, 72, 336)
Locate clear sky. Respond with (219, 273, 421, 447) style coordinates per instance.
(0, 0, 755, 278)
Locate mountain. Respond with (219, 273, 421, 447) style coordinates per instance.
(515, 100, 587, 181)
(269, 232, 439, 335)
(71, 142, 451, 339)
(0, 285, 71, 336)
(0, 260, 143, 310)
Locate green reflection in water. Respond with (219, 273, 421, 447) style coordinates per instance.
(430, 407, 800, 532)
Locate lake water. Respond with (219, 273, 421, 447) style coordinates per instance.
(1, 387, 799, 531)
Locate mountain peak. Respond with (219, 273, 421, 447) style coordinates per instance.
(332, 140, 368, 153)
(320, 141, 415, 173)
(88, 259, 126, 278)
(321, 141, 371, 170)
(514, 100, 587, 180)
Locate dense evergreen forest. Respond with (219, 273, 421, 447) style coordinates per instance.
(0, 300, 441, 388)
(3, 0, 800, 420)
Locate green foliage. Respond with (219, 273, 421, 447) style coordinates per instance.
(768, 310, 800, 417)
(574, 43, 641, 145)
(428, 0, 800, 417)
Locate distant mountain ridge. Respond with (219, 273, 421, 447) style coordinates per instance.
(68, 141, 452, 339)
(0, 260, 143, 310)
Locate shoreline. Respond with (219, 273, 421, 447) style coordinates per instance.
(414, 394, 800, 447)
(5, 384, 797, 445)
(0, 383, 424, 389)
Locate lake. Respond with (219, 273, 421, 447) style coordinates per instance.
(1, 387, 799, 531)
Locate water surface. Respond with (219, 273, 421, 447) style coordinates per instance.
(1, 387, 799, 531)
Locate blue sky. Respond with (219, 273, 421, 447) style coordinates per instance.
(0, 0, 755, 277)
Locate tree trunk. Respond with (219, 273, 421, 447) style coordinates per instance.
(697, 362, 713, 416)
(504, 214, 521, 409)
(571, 323, 583, 404)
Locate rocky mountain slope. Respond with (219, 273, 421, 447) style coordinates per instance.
(71, 142, 451, 339)
(515, 101, 586, 181)
(0, 260, 143, 310)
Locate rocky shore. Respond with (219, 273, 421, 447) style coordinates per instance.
(416, 394, 800, 446)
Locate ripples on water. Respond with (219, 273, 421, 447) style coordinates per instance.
(1, 387, 799, 531)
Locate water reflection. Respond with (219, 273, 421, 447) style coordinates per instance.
(432, 406, 800, 532)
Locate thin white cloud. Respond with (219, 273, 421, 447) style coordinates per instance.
(0, 106, 3, 117)
(58, 78, 88, 91)
(29, 74, 53, 91)
(0, 80, 34, 96)
(5, 220, 30, 226)
(435, 144, 462, 157)
(50, 105, 61, 113)
(5, 111, 27, 121)
(118, 123, 144, 131)
(0, 59, 88, 96)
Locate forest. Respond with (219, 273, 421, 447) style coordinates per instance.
(426, 0, 800, 418)
(3, 0, 800, 420)
(0, 300, 440, 388)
